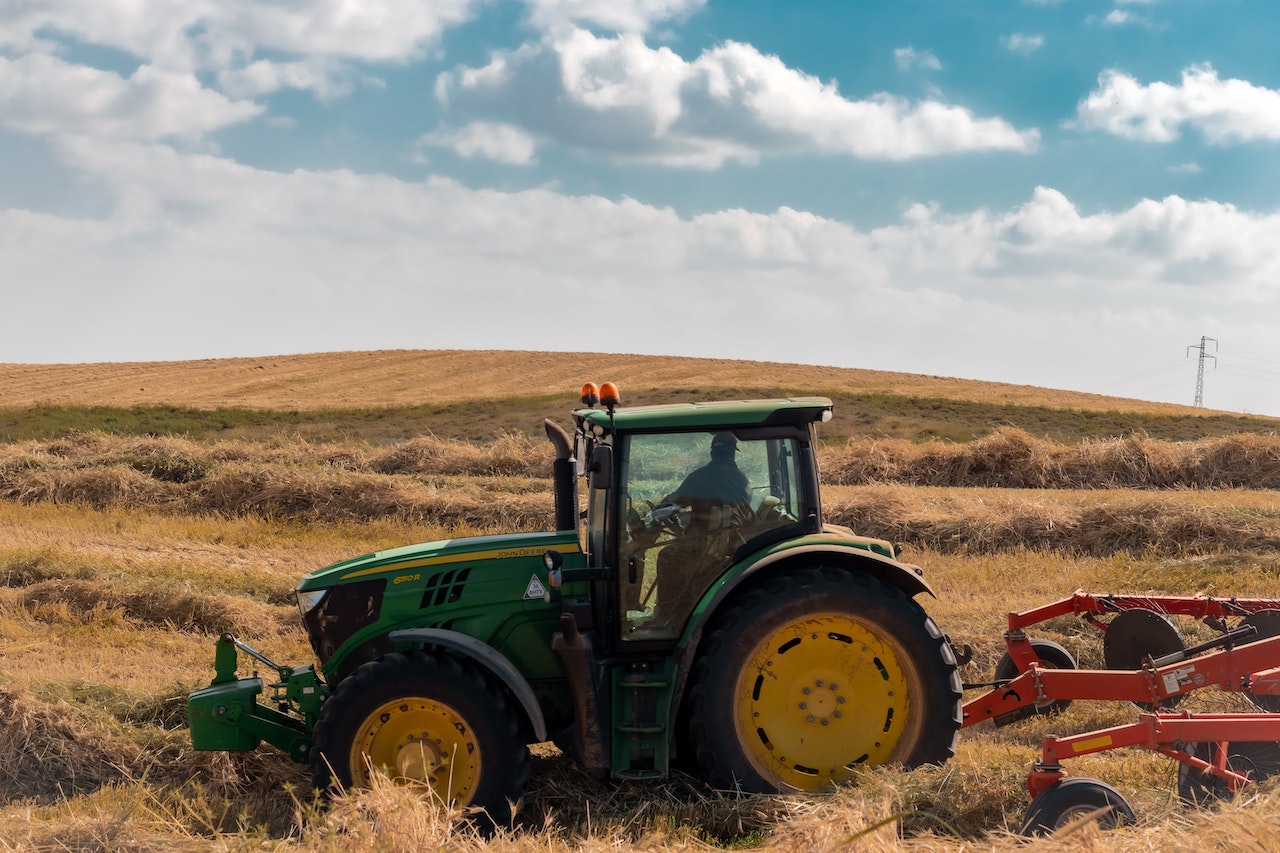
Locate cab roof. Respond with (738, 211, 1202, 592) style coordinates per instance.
(574, 397, 833, 431)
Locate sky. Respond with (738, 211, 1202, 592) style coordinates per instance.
(2, 0, 1280, 416)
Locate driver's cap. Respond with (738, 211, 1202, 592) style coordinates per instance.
(711, 433, 739, 453)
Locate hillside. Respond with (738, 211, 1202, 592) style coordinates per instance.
(0, 349, 1227, 411)
(1, 350, 1276, 443)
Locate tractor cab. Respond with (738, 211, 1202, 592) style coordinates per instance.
(559, 383, 835, 649)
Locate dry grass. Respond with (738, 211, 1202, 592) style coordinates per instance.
(1, 500, 1280, 851)
(0, 353, 1278, 850)
(0, 349, 1221, 416)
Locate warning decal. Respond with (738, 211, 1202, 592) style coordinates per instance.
(524, 575, 548, 600)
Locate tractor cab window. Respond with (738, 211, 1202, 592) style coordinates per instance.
(618, 429, 811, 641)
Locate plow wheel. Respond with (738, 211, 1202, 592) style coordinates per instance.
(686, 567, 961, 793)
(311, 651, 528, 830)
(1177, 741, 1280, 806)
(992, 639, 1076, 727)
(1103, 608, 1185, 710)
(1020, 777, 1135, 836)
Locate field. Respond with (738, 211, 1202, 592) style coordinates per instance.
(2, 350, 1280, 852)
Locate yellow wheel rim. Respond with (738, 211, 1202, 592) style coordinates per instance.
(733, 612, 919, 790)
(350, 697, 481, 805)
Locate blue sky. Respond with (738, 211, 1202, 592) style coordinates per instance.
(2, 0, 1279, 415)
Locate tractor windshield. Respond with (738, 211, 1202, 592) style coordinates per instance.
(617, 429, 813, 641)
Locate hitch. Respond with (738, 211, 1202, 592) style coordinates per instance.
(192, 633, 324, 762)
(214, 632, 292, 683)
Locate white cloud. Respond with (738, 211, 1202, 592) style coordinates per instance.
(0, 0, 484, 98)
(1073, 64, 1280, 144)
(523, 0, 707, 34)
(216, 58, 360, 100)
(1002, 34, 1044, 56)
(436, 29, 1038, 167)
(419, 122, 540, 165)
(1089, 7, 1154, 27)
(5, 143, 1278, 414)
(0, 53, 262, 141)
(894, 47, 942, 72)
(6, 0, 482, 62)
(1170, 162, 1201, 174)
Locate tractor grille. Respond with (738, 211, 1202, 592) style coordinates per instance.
(302, 578, 385, 664)
(419, 568, 471, 609)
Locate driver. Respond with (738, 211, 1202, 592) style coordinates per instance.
(650, 433, 750, 616)
(663, 432, 750, 526)
(623, 432, 752, 634)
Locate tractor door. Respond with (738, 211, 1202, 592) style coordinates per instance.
(614, 427, 816, 644)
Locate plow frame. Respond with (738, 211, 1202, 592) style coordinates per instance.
(994, 590, 1280, 679)
(963, 591, 1280, 831)
(964, 590, 1280, 726)
(1025, 711, 1280, 798)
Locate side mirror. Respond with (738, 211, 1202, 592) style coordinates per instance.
(542, 549, 564, 603)
(588, 444, 612, 489)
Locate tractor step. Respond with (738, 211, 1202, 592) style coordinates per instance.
(610, 663, 673, 779)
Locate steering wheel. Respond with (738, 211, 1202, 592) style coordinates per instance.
(643, 501, 688, 535)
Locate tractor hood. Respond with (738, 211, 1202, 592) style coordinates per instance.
(294, 529, 584, 674)
(296, 530, 579, 592)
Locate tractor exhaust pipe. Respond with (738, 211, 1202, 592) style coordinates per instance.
(544, 419, 578, 532)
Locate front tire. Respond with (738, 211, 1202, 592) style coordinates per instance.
(687, 567, 961, 792)
(311, 651, 528, 829)
(1020, 777, 1135, 836)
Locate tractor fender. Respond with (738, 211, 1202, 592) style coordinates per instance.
(668, 544, 938, 739)
(738, 543, 935, 599)
(686, 543, 935, 649)
(706, 540, 936, 622)
(387, 628, 548, 743)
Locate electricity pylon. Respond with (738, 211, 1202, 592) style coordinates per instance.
(1186, 336, 1218, 407)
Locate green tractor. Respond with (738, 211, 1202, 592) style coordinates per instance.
(189, 384, 962, 825)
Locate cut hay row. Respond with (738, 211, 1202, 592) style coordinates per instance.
(823, 427, 1280, 489)
(13, 577, 292, 638)
(0, 430, 547, 478)
(7, 427, 1280, 491)
(826, 485, 1280, 556)
(2, 455, 1279, 555)
(0, 685, 146, 803)
(0, 460, 551, 529)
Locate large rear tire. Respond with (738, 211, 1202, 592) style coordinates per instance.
(311, 651, 529, 830)
(686, 567, 961, 792)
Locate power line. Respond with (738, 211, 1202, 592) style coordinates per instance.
(1097, 358, 1189, 391)
(1219, 366, 1280, 384)
(1140, 375, 1195, 395)
(1219, 349, 1280, 368)
(1217, 355, 1280, 379)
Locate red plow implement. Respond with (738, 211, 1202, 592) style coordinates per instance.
(961, 592, 1280, 834)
